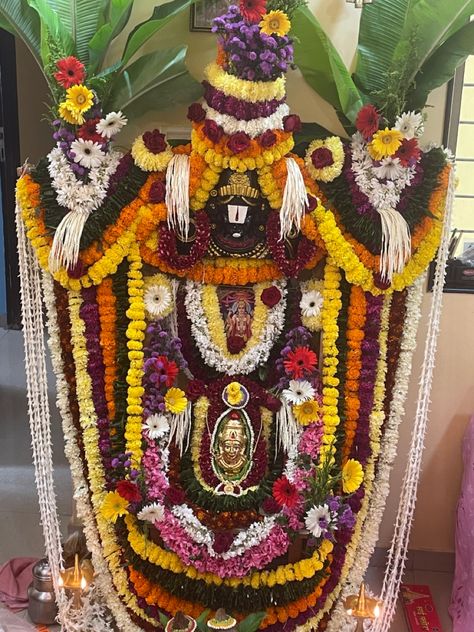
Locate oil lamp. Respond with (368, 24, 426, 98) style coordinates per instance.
(344, 583, 382, 631)
(58, 553, 88, 609)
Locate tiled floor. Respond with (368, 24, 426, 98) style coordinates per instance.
(0, 328, 455, 630)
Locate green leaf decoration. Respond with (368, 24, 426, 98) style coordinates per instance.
(105, 46, 202, 117)
(41, 0, 108, 64)
(121, 0, 195, 66)
(196, 609, 211, 632)
(293, 122, 333, 157)
(88, 0, 134, 75)
(0, 0, 42, 66)
(238, 612, 267, 632)
(292, 6, 364, 127)
(26, 0, 75, 60)
(406, 20, 474, 110)
(158, 611, 169, 628)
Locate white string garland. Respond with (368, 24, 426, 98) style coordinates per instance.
(374, 163, 455, 631)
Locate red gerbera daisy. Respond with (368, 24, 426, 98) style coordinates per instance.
(240, 0, 266, 23)
(53, 56, 85, 88)
(355, 104, 380, 140)
(77, 118, 104, 144)
(394, 138, 421, 167)
(283, 346, 318, 379)
(273, 476, 299, 509)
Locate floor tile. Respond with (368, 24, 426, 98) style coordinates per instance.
(413, 570, 454, 632)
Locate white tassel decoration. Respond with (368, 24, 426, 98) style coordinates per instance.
(279, 157, 309, 240)
(275, 400, 300, 455)
(378, 206, 411, 282)
(165, 154, 190, 240)
(48, 209, 90, 273)
(168, 402, 192, 455)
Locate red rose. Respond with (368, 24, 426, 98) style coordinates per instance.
(203, 119, 224, 143)
(262, 496, 281, 514)
(165, 486, 186, 506)
(228, 131, 251, 154)
(142, 129, 167, 154)
(187, 103, 206, 123)
(307, 195, 318, 211)
(116, 480, 141, 503)
(265, 394, 282, 412)
(283, 114, 302, 133)
(261, 285, 281, 307)
(355, 104, 379, 139)
(149, 179, 166, 203)
(186, 379, 207, 401)
(260, 130, 277, 148)
(213, 531, 234, 554)
(311, 147, 334, 169)
(227, 335, 246, 354)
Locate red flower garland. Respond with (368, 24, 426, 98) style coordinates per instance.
(157, 211, 210, 270)
(266, 213, 319, 278)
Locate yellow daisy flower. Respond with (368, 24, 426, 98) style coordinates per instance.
(368, 128, 403, 160)
(101, 491, 129, 523)
(259, 10, 291, 37)
(64, 84, 94, 115)
(342, 459, 364, 493)
(165, 387, 188, 414)
(226, 382, 244, 406)
(293, 399, 319, 425)
(58, 101, 84, 125)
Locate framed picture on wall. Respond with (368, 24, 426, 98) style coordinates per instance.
(190, 0, 231, 31)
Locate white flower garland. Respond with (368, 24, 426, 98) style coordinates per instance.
(184, 279, 287, 375)
(47, 146, 121, 216)
(203, 102, 289, 138)
(171, 504, 277, 559)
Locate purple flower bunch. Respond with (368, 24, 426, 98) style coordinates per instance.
(107, 451, 139, 490)
(212, 5, 293, 81)
(203, 82, 284, 120)
(142, 323, 188, 417)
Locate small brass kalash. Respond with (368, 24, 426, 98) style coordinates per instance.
(344, 583, 382, 631)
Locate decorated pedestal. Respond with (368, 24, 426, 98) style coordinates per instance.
(13, 1, 457, 631)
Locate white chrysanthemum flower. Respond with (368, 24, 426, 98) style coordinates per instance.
(300, 289, 323, 318)
(143, 414, 170, 439)
(394, 111, 424, 140)
(282, 380, 315, 405)
(144, 283, 172, 319)
(137, 502, 165, 524)
(373, 156, 405, 181)
(96, 111, 128, 138)
(71, 139, 105, 169)
(305, 504, 331, 538)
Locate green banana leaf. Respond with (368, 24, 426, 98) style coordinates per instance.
(26, 0, 75, 61)
(406, 20, 474, 110)
(105, 45, 202, 117)
(39, 0, 108, 64)
(88, 0, 134, 74)
(0, 0, 42, 66)
(238, 612, 267, 632)
(292, 5, 364, 128)
(121, 0, 195, 65)
(293, 122, 333, 157)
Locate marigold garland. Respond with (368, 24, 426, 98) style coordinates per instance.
(205, 62, 286, 102)
(96, 278, 117, 420)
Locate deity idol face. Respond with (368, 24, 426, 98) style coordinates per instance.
(206, 169, 269, 257)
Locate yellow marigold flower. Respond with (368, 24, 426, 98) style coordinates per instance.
(368, 128, 403, 160)
(64, 84, 94, 115)
(260, 10, 291, 36)
(226, 382, 244, 406)
(101, 491, 129, 523)
(165, 387, 188, 414)
(58, 101, 84, 125)
(293, 399, 319, 425)
(342, 458, 364, 493)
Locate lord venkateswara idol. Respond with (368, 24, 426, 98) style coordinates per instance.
(16, 1, 451, 630)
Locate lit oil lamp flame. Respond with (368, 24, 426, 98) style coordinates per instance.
(344, 584, 383, 631)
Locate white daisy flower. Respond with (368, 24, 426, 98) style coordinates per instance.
(137, 502, 165, 524)
(143, 414, 170, 440)
(300, 289, 323, 318)
(70, 139, 105, 169)
(373, 156, 405, 181)
(282, 380, 315, 405)
(144, 283, 172, 319)
(96, 111, 128, 138)
(394, 111, 424, 140)
(305, 504, 331, 538)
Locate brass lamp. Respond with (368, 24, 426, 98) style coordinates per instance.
(344, 583, 382, 631)
(58, 554, 89, 609)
